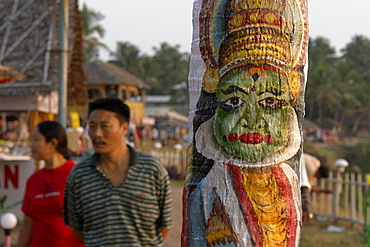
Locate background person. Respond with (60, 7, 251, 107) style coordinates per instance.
(125, 120, 140, 149)
(63, 98, 173, 246)
(17, 121, 85, 247)
(300, 153, 331, 225)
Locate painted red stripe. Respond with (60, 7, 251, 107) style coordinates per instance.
(181, 186, 189, 247)
(228, 163, 299, 247)
(228, 163, 263, 247)
(272, 166, 299, 247)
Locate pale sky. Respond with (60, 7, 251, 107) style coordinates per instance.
(79, 0, 370, 61)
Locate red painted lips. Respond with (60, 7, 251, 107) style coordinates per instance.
(228, 133, 274, 144)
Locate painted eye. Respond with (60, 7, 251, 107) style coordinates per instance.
(225, 97, 245, 108)
(219, 97, 246, 112)
(260, 97, 277, 107)
(259, 97, 287, 109)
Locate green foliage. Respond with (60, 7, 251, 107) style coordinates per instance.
(345, 140, 370, 173)
(306, 35, 370, 135)
(81, 3, 110, 62)
(342, 35, 370, 83)
(110, 41, 142, 75)
(149, 43, 190, 96)
(109, 41, 190, 103)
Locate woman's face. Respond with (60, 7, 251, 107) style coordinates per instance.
(213, 68, 293, 162)
(29, 128, 53, 160)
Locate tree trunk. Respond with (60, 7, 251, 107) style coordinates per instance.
(182, 0, 309, 246)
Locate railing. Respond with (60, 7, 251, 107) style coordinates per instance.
(312, 171, 369, 227)
(148, 147, 188, 179)
(148, 147, 370, 227)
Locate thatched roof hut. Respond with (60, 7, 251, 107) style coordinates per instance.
(85, 60, 150, 90)
(84, 60, 150, 102)
(84, 60, 151, 123)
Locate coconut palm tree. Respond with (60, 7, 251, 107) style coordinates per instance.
(306, 37, 341, 123)
(111, 41, 142, 75)
(81, 3, 109, 62)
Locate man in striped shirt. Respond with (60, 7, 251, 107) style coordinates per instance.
(63, 98, 173, 246)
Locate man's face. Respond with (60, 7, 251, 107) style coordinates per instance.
(88, 109, 128, 154)
(213, 68, 292, 162)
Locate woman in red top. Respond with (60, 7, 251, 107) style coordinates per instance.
(18, 121, 85, 247)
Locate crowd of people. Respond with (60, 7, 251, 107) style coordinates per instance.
(17, 98, 174, 247)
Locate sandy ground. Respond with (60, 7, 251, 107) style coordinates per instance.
(164, 184, 183, 247)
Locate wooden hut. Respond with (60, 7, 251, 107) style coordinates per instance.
(84, 60, 151, 124)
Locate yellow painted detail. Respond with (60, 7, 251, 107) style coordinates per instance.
(243, 172, 288, 247)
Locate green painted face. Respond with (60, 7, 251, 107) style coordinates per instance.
(213, 68, 292, 162)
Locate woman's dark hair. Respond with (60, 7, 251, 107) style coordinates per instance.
(88, 98, 130, 124)
(36, 121, 70, 159)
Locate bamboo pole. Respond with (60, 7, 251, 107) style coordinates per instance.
(58, 0, 69, 127)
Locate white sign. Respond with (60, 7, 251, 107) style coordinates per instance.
(0, 156, 35, 218)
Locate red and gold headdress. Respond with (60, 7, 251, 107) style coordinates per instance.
(199, 0, 308, 99)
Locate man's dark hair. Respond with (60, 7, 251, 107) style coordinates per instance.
(88, 98, 130, 124)
(318, 166, 330, 178)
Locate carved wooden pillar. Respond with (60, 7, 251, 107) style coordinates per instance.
(182, 0, 309, 246)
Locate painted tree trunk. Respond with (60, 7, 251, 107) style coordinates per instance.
(182, 0, 309, 246)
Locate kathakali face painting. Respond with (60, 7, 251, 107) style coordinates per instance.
(214, 67, 291, 162)
(182, 0, 310, 246)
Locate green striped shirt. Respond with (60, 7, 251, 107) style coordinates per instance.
(63, 146, 173, 247)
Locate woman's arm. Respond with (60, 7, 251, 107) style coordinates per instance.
(17, 215, 34, 247)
